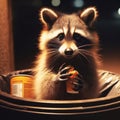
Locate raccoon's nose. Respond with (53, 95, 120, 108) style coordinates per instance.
(64, 48, 74, 56)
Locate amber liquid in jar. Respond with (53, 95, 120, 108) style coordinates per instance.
(10, 75, 35, 99)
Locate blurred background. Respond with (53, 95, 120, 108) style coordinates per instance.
(11, 0, 120, 74)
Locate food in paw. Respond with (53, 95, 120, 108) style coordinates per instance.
(66, 67, 79, 94)
(69, 67, 79, 79)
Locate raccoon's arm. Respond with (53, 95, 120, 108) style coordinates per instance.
(34, 66, 74, 100)
(35, 73, 67, 100)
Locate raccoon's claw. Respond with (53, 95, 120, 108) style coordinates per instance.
(58, 65, 71, 81)
(58, 73, 71, 81)
(72, 75, 84, 91)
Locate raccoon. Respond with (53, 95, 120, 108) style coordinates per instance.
(33, 7, 101, 100)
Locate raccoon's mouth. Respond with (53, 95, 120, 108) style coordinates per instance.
(63, 55, 74, 59)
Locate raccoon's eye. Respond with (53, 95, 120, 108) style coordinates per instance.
(73, 33, 89, 42)
(73, 33, 93, 49)
(57, 33, 65, 41)
(73, 33, 82, 41)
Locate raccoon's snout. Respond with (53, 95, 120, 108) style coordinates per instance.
(64, 48, 74, 56)
(59, 43, 78, 58)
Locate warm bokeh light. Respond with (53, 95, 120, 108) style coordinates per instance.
(73, 0, 84, 8)
(51, 0, 61, 7)
(118, 8, 120, 15)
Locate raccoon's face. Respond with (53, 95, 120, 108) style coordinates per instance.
(39, 7, 99, 70)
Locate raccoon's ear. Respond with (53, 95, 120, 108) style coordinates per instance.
(80, 7, 98, 27)
(40, 8, 58, 29)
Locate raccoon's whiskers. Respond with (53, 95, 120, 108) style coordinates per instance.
(80, 49, 93, 57)
(78, 51, 90, 63)
(78, 44, 95, 49)
(48, 51, 61, 72)
(47, 49, 60, 63)
(47, 49, 57, 55)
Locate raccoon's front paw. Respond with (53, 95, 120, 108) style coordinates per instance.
(57, 65, 71, 81)
(72, 74, 84, 91)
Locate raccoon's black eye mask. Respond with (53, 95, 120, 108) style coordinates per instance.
(56, 33, 65, 41)
(73, 33, 93, 49)
(55, 32, 93, 49)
